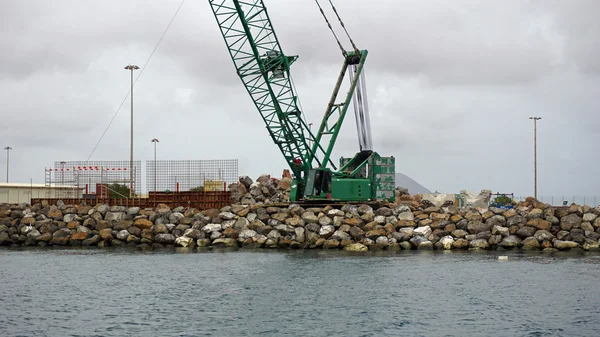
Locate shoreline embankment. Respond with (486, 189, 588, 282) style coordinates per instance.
(1, 196, 599, 252)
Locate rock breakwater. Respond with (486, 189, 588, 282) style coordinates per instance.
(1, 197, 600, 252)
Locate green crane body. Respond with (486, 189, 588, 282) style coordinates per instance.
(208, 0, 395, 203)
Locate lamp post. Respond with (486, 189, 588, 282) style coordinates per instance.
(124, 64, 140, 198)
(4, 146, 12, 183)
(151, 138, 159, 193)
(529, 117, 541, 200)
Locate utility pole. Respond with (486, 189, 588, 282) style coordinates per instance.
(124, 64, 140, 198)
(529, 117, 541, 200)
(151, 138, 159, 193)
(4, 146, 12, 183)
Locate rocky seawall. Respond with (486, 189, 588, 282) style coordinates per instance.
(1, 197, 600, 252)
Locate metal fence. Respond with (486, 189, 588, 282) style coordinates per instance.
(45, 159, 239, 197)
(145, 159, 238, 192)
(512, 196, 599, 207)
(49, 160, 143, 195)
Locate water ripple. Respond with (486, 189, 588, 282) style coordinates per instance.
(1, 248, 600, 336)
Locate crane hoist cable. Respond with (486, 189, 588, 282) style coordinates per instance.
(327, 0, 360, 54)
(314, 0, 347, 57)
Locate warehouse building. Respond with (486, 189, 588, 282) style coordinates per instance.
(0, 183, 82, 204)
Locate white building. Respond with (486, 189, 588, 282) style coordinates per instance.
(0, 183, 83, 204)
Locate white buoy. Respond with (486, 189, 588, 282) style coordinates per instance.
(498, 256, 509, 261)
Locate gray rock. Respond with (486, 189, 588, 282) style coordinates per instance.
(328, 209, 345, 217)
(451, 229, 468, 238)
(301, 212, 319, 224)
(267, 230, 281, 240)
(470, 239, 489, 249)
(583, 213, 597, 222)
(534, 230, 554, 242)
(63, 214, 81, 223)
(105, 212, 125, 222)
(467, 221, 490, 234)
(155, 233, 176, 244)
(221, 220, 236, 230)
(26, 229, 41, 240)
(234, 218, 250, 230)
(96, 204, 110, 216)
(168, 212, 185, 223)
(294, 227, 305, 243)
(546, 215, 559, 225)
(332, 230, 351, 242)
(499, 235, 522, 248)
(127, 207, 140, 216)
(583, 239, 600, 251)
(560, 214, 582, 231)
(219, 212, 236, 220)
(239, 176, 253, 189)
(507, 215, 524, 227)
(375, 207, 393, 217)
(486, 215, 506, 227)
(492, 225, 510, 237)
(305, 223, 320, 233)
(522, 237, 540, 250)
(515, 226, 537, 239)
(318, 216, 333, 226)
(397, 211, 415, 222)
(183, 229, 203, 240)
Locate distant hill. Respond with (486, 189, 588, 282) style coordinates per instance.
(395, 173, 431, 195)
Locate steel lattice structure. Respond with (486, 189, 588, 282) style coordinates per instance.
(47, 160, 143, 196)
(146, 159, 238, 193)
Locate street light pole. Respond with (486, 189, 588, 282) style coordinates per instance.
(151, 138, 159, 193)
(124, 64, 140, 198)
(4, 146, 12, 183)
(529, 117, 541, 200)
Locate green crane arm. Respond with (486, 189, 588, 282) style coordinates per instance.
(208, 0, 316, 180)
(209, 0, 374, 201)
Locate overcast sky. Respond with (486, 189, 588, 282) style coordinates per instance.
(1, 0, 599, 200)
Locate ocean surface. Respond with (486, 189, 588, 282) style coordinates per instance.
(1, 247, 599, 337)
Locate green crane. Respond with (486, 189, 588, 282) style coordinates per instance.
(208, 0, 395, 203)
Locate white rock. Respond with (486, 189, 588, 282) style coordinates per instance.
(202, 224, 222, 233)
(439, 235, 454, 250)
(414, 226, 432, 237)
(175, 236, 194, 247)
(238, 229, 257, 240)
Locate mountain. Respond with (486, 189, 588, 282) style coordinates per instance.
(395, 173, 431, 195)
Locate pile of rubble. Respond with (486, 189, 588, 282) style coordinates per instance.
(228, 174, 423, 206)
(228, 174, 293, 205)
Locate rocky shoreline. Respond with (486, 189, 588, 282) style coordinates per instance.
(2, 196, 600, 252)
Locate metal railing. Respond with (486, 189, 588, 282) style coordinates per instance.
(512, 196, 599, 207)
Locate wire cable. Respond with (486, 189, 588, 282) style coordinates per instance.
(84, 0, 186, 162)
(314, 0, 347, 57)
(328, 0, 359, 52)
